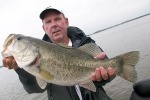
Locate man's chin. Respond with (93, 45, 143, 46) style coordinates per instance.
(53, 35, 63, 41)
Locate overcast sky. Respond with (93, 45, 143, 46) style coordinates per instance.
(0, 0, 150, 65)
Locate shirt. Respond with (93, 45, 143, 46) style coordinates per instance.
(68, 39, 83, 100)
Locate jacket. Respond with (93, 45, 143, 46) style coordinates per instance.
(15, 26, 114, 100)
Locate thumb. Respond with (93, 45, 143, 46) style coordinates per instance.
(94, 52, 106, 59)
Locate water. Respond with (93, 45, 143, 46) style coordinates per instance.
(0, 15, 150, 100)
(90, 14, 150, 100)
(0, 68, 47, 100)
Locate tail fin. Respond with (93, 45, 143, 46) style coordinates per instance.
(119, 51, 140, 82)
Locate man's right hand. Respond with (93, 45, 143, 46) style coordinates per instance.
(2, 56, 18, 70)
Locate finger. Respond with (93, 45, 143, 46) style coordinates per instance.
(2, 58, 7, 67)
(94, 52, 106, 59)
(100, 67, 108, 80)
(107, 67, 115, 77)
(6, 58, 12, 67)
(12, 59, 18, 70)
(5, 57, 14, 69)
(91, 72, 97, 81)
(95, 68, 102, 81)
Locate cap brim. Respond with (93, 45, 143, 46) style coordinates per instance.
(40, 9, 62, 20)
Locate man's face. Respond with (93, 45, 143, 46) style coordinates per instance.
(42, 11, 69, 43)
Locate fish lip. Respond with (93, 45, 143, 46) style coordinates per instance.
(3, 34, 14, 49)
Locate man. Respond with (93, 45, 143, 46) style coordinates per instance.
(3, 6, 115, 100)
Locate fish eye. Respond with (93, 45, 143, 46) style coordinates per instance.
(17, 36, 22, 40)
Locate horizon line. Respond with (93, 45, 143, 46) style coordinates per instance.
(88, 13, 150, 36)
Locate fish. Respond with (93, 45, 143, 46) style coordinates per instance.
(1, 34, 140, 92)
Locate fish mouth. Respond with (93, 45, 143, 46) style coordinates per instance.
(3, 34, 14, 49)
(1, 34, 14, 57)
(28, 57, 40, 67)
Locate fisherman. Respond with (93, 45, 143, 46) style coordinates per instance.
(2, 6, 116, 100)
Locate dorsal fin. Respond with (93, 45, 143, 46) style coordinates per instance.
(78, 43, 102, 57)
(36, 77, 47, 89)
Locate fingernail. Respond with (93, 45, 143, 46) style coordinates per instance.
(96, 67, 99, 70)
(92, 72, 95, 76)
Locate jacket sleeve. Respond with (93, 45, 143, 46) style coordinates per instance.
(15, 68, 46, 93)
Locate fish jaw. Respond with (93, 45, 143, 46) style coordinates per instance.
(3, 34, 14, 49)
(1, 34, 15, 57)
(2, 34, 40, 68)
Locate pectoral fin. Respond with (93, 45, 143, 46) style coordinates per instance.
(36, 77, 47, 89)
(79, 80, 96, 92)
(39, 68, 54, 80)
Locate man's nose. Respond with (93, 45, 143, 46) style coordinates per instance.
(51, 21, 57, 28)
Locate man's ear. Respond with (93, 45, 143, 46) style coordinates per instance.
(42, 25, 45, 31)
(65, 18, 69, 26)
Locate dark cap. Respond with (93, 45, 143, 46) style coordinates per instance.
(40, 6, 63, 20)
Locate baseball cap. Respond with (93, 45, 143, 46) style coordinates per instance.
(40, 6, 63, 20)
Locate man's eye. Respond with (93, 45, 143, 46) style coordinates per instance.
(46, 20, 51, 24)
(55, 17, 60, 21)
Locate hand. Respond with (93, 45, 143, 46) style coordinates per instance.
(2, 56, 18, 70)
(92, 52, 115, 81)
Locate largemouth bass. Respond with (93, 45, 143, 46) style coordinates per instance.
(1, 34, 140, 92)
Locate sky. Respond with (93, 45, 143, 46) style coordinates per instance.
(0, 0, 150, 65)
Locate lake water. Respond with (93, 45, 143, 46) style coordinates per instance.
(0, 14, 150, 100)
(90, 14, 150, 100)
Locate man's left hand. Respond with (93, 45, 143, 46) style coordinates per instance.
(92, 52, 115, 81)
